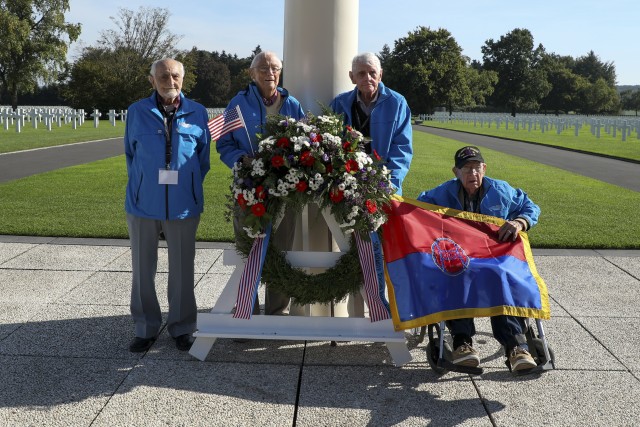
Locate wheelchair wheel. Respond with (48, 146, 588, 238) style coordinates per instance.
(530, 338, 555, 366)
(425, 333, 453, 376)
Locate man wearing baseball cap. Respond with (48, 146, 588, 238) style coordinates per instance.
(417, 146, 541, 372)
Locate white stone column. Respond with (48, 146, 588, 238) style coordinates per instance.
(283, 0, 361, 317)
(283, 0, 358, 115)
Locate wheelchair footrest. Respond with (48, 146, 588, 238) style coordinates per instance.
(438, 359, 483, 375)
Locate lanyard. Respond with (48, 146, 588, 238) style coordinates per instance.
(162, 112, 174, 170)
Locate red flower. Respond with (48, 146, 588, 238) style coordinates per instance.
(276, 137, 290, 148)
(310, 133, 323, 143)
(329, 188, 344, 203)
(373, 149, 381, 161)
(255, 185, 266, 200)
(300, 151, 315, 167)
(296, 181, 308, 192)
(271, 155, 285, 168)
(344, 159, 359, 173)
(365, 200, 377, 213)
(342, 141, 352, 152)
(326, 164, 333, 173)
(251, 202, 266, 217)
(237, 193, 247, 209)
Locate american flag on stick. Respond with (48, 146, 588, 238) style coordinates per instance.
(208, 105, 246, 141)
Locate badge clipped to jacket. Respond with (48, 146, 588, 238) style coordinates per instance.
(159, 169, 179, 185)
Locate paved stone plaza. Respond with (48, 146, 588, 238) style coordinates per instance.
(0, 235, 639, 426)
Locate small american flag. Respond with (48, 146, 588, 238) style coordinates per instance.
(208, 105, 245, 141)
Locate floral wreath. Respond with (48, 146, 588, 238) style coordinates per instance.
(229, 109, 395, 304)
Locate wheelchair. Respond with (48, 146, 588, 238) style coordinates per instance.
(418, 317, 555, 376)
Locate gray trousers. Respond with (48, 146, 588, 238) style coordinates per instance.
(127, 214, 200, 339)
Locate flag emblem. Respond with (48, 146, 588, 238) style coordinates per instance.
(431, 238, 469, 276)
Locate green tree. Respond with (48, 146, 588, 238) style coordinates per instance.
(573, 50, 616, 86)
(186, 50, 231, 107)
(64, 6, 185, 110)
(0, 0, 80, 109)
(481, 28, 551, 116)
(64, 47, 149, 111)
(621, 89, 640, 116)
(383, 26, 471, 114)
(463, 65, 498, 110)
(577, 77, 620, 115)
(540, 54, 584, 114)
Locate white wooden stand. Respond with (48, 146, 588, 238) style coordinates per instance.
(190, 207, 412, 366)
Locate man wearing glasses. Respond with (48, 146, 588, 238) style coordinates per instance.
(216, 51, 305, 316)
(417, 146, 541, 372)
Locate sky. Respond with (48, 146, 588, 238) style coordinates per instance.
(66, 0, 639, 85)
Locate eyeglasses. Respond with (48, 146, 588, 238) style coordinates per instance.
(459, 165, 484, 174)
(256, 66, 282, 74)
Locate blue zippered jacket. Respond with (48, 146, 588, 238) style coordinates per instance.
(416, 176, 540, 228)
(330, 81, 413, 195)
(216, 83, 305, 168)
(124, 92, 211, 220)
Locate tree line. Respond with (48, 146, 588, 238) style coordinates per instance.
(2, 2, 639, 116)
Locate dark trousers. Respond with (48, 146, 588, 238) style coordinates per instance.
(448, 315, 528, 353)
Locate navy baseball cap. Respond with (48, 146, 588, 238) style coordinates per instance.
(454, 146, 484, 169)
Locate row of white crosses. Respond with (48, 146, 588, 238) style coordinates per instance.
(0, 107, 127, 133)
(421, 112, 640, 141)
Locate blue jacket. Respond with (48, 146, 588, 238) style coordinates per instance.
(216, 83, 305, 168)
(330, 81, 413, 195)
(124, 92, 211, 220)
(417, 176, 540, 228)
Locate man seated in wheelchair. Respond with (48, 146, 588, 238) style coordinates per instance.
(417, 146, 540, 371)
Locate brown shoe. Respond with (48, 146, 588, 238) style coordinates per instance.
(509, 346, 537, 371)
(452, 343, 480, 367)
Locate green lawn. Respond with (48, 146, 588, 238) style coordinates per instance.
(418, 119, 640, 162)
(1, 130, 638, 248)
(0, 121, 125, 154)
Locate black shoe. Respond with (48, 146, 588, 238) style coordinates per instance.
(129, 336, 156, 353)
(174, 334, 195, 351)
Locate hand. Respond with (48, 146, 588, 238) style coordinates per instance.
(498, 220, 523, 242)
(241, 155, 254, 167)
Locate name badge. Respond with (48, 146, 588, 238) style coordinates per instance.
(159, 169, 179, 185)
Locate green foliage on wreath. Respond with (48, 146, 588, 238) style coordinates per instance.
(228, 109, 394, 304)
(235, 228, 364, 305)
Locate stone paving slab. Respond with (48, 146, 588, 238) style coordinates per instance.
(297, 365, 493, 426)
(91, 360, 299, 427)
(0, 355, 133, 427)
(0, 239, 638, 426)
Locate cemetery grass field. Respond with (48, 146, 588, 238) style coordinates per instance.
(0, 121, 125, 154)
(0, 131, 638, 249)
(419, 120, 640, 162)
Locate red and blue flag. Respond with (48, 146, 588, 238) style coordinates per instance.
(381, 197, 550, 331)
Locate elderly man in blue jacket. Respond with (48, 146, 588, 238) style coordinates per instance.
(417, 146, 540, 372)
(331, 52, 413, 317)
(124, 58, 210, 353)
(216, 51, 305, 316)
(330, 52, 413, 195)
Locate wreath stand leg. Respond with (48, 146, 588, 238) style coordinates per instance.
(189, 206, 412, 366)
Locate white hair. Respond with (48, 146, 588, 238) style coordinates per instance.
(150, 58, 185, 77)
(250, 51, 282, 69)
(352, 52, 382, 73)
